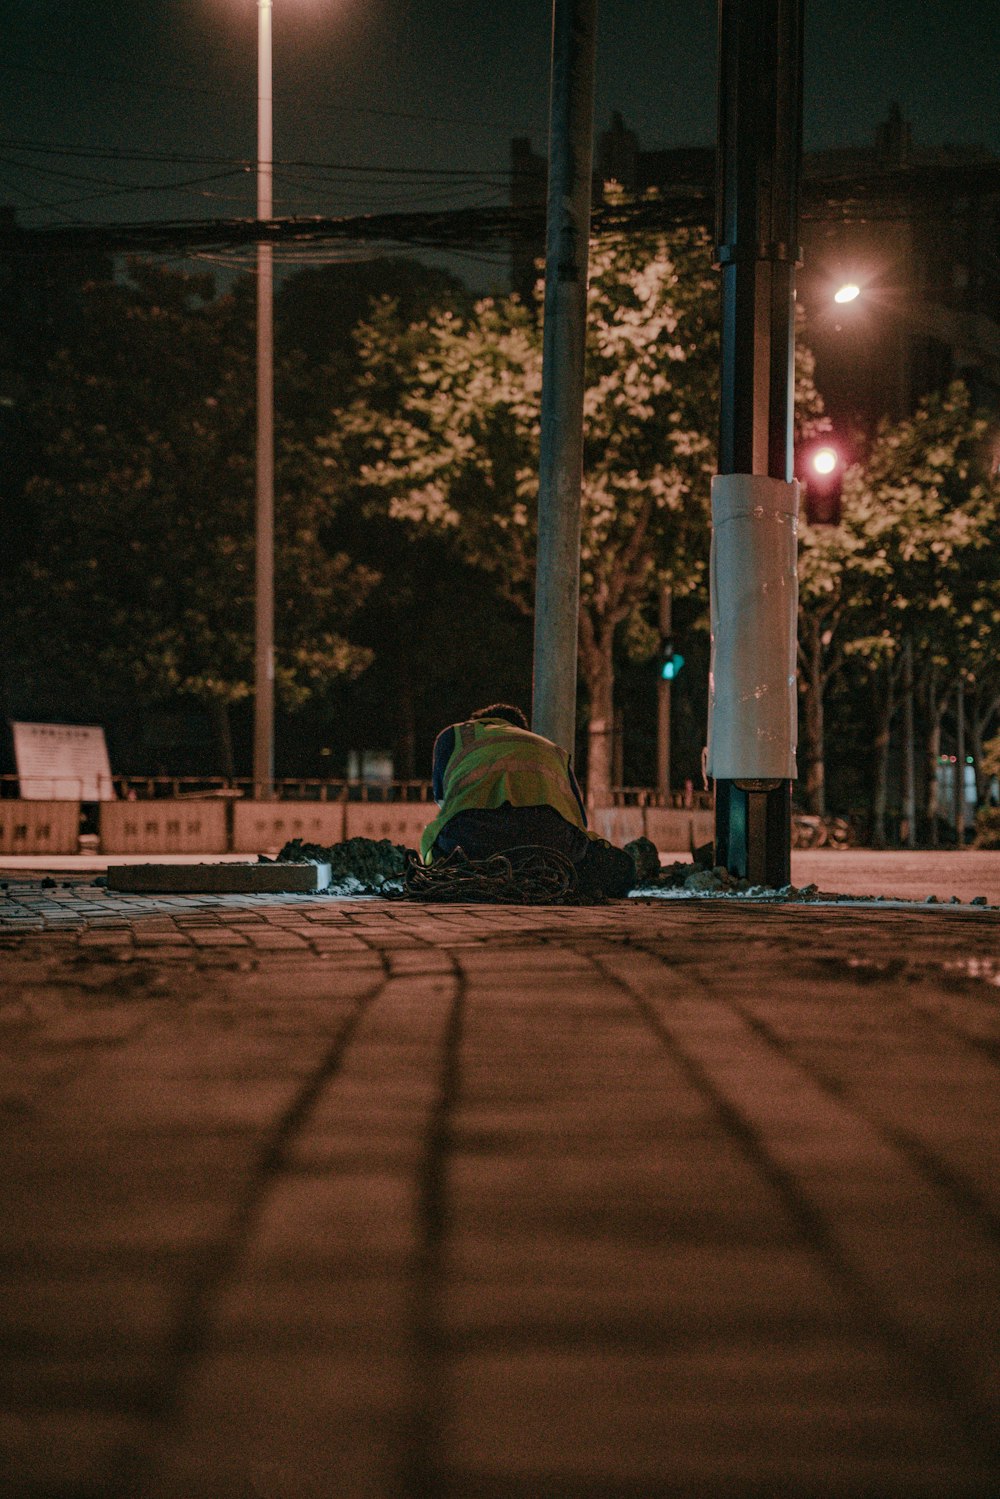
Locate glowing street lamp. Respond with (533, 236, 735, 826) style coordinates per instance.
(811, 444, 838, 475)
(834, 282, 861, 304)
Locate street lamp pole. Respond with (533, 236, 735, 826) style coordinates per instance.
(532, 0, 598, 757)
(254, 0, 275, 798)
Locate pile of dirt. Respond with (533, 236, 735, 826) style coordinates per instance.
(265, 836, 411, 894)
(627, 838, 833, 899)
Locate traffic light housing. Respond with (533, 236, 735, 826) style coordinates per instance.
(800, 443, 843, 525)
(659, 637, 685, 681)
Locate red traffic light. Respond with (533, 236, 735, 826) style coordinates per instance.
(799, 442, 844, 525)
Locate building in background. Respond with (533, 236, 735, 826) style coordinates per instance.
(511, 106, 1000, 437)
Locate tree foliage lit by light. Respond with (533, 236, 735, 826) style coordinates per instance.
(5, 262, 377, 773)
(324, 229, 827, 803)
(796, 381, 1000, 828)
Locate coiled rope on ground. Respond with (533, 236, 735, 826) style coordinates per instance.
(399, 845, 593, 904)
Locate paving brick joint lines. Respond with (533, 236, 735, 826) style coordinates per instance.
(2, 878, 1000, 1496)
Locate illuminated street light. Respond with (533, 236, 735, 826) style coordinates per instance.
(812, 445, 838, 474)
(834, 282, 861, 304)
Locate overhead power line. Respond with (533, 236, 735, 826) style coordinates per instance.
(0, 136, 515, 180)
(0, 135, 518, 221)
(1, 160, 996, 260)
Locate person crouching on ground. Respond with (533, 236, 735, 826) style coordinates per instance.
(419, 703, 637, 898)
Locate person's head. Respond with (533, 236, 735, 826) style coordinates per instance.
(469, 703, 529, 730)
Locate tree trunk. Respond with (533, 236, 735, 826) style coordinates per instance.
(925, 711, 943, 846)
(208, 698, 236, 781)
(969, 685, 1000, 805)
(923, 665, 944, 847)
(799, 618, 825, 815)
(900, 637, 916, 848)
(871, 663, 895, 848)
(969, 709, 985, 807)
(581, 630, 615, 808)
(397, 666, 416, 781)
(612, 706, 624, 790)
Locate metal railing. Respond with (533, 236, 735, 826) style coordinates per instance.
(0, 774, 116, 800)
(2, 772, 722, 809)
(610, 785, 714, 810)
(0, 773, 435, 804)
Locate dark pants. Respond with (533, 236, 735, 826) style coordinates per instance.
(432, 805, 635, 898)
(573, 837, 636, 898)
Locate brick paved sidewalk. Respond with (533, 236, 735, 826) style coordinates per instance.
(1, 880, 999, 1498)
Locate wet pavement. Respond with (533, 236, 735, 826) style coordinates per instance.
(1, 870, 999, 1497)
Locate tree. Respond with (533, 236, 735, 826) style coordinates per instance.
(796, 518, 860, 816)
(860, 385, 998, 840)
(277, 256, 467, 373)
(330, 229, 722, 804)
(796, 381, 999, 834)
(0, 234, 114, 657)
(982, 730, 1000, 782)
(968, 665, 1000, 806)
(3, 260, 376, 774)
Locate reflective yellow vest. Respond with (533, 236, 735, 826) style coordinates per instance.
(420, 717, 589, 862)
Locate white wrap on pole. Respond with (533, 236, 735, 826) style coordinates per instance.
(708, 473, 799, 780)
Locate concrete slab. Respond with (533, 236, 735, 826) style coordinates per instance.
(105, 862, 331, 894)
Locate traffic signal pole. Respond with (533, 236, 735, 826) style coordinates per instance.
(709, 0, 804, 886)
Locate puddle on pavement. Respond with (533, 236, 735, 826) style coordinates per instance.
(938, 956, 1000, 987)
(844, 954, 1000, 989)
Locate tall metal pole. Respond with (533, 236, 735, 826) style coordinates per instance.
(254, 0, 275, 798)
(656, 585, 672, 801)
(955, 675, 966, 844)
(711, 0, 803, 885)
(902, 636, 916, 847)
(531, 0, 597, 755)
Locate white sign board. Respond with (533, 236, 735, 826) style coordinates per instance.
(12, 722, 115, 801)
(347, 749, 394, 784)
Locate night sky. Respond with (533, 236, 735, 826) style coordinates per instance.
(3, 0, 997, 256)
